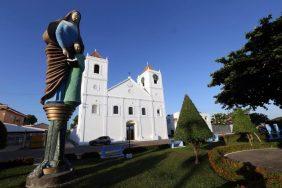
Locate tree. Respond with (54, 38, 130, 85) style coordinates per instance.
(211, 113, 232, 125)
(0, 121, 7, 149)
(249, 113, 269, 126)
(209, 15, 282, 110)
(232, 109, 258, 145)
(70, 115, 78, 129)
(24, 114, 37, 125)
(211, 113, 232, 144)
(175, 95, 212, 164)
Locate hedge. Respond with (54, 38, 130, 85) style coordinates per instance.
(0, 157, 34, 169)
(208, 143, 282, 187)
(222, 133, 265, 146)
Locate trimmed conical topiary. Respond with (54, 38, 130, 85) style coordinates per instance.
(175, 95, 212, 164)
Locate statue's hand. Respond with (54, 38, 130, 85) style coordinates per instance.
(62, 48, 69, 58)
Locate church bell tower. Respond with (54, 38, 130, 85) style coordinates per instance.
(137, 65, 165, 103)
(76, 50, 109, 144)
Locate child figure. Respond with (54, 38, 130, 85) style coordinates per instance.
(64, 42, 85, 107)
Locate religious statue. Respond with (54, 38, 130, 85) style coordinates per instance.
(26, 10, 85, 187)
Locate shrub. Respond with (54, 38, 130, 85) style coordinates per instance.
(208, 143, 282, 186)
(0, 121, 7, 149)
(232, 109, 258, 145)
(175, 95, 212, 164)
(0, 157, 34, 169)
(223, 133, 265, 145)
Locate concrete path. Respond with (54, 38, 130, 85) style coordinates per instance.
(226, 148, 282, 173)
(0, 139, 169, 162)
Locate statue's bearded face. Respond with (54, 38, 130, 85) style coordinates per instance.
(71, 12, 80, 23)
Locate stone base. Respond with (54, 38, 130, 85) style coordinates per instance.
(26, 170, 74, 188)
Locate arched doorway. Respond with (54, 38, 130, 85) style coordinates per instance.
(126, 121, 135, 140)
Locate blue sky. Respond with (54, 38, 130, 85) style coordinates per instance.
(0, 0, 281, 123)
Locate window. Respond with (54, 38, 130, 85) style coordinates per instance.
(142, 107, 146, 115)
(92, 105, 98, 114)
(141, 77, 145, 86)
(113, 106, 119, 114)
(94, 64, 100, 74)
(153, 74, 159, 84)
(128, 107, 133, 115)
(157, 109, 160, 116)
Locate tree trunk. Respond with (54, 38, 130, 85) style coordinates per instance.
(250, 133, 254, 143)
(222, 132, 227, 145)
(192, 143, 200, 164)
(247, 133, 253, 146)
(253, 132, 262, 143)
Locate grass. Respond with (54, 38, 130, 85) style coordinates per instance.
(0, 145, 229, 188)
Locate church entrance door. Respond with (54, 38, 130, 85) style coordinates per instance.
(126, 121, 135, 140)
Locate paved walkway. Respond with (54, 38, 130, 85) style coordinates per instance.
(226, 148, 282, 173)
(0, 140, 169, 162)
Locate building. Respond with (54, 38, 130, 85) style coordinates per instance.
(211, 124, 233, 136)
(71, 51, 168, 145)
(166, 112, 213, 136)
(0, 103, 26, 125)
(4, 123, 46, 149)
(34, 123, 49, 130)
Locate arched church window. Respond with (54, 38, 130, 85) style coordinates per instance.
(92, 104, 98, 114)
(128, 107, 133, 115)
(153, 74, 159, 84)
(141, 77, 145, 86)
(157, 109, 161, 116)
(113, 106, 119, 114)
(142, 107, 146, 115)
(94, 64, 100, 74)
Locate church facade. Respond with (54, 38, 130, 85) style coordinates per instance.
(71, 52, 168, 145)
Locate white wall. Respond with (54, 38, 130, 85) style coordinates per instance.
(71, 55, 169, 145)
(166, 112, 213, 133)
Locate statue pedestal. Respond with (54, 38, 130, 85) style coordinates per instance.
(26, 169, 74, 188)
(26, 103, 76, 187)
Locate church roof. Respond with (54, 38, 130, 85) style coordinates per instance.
(0, 104, 26, 117)
(90, 50, 102, 58)
(108, 77, 152, 100)
(143, 64, 153, 72)
(108, 78, 131, 91)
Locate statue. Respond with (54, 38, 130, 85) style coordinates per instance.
(26, 10, 85, 187)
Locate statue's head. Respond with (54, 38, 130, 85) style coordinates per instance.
(71, 11, 80, 24)
(64, 10, 81, 24)
(74, 42, 81, 53)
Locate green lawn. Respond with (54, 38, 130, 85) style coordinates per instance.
(0, 146, 229, 188)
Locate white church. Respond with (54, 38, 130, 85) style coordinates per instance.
(71, 51, 168, 145)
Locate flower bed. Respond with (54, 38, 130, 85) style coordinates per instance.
(208, 143, 282, 186)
